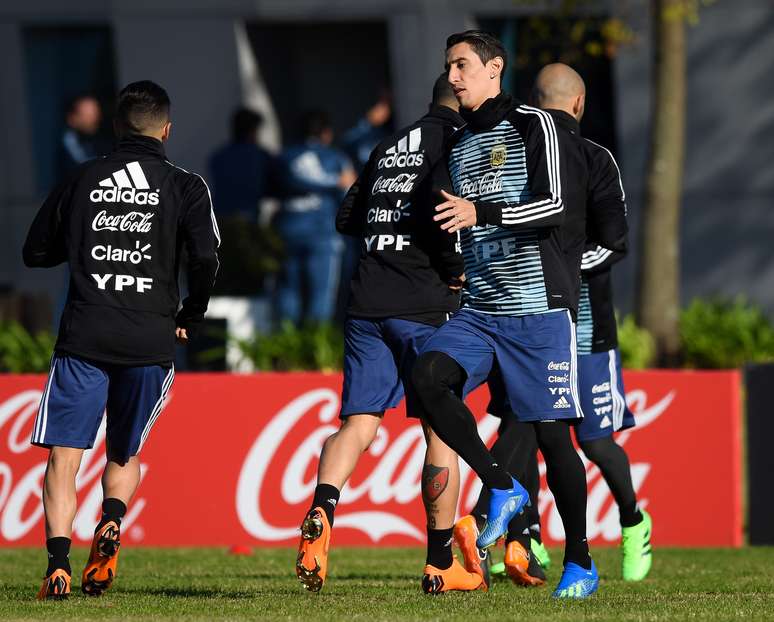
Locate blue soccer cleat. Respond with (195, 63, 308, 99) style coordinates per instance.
(552, 560, 599, 599)
(476, 477, 529, 549)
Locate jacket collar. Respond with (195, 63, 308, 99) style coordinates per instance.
(545, 109, 581, 136)
(115, 133, 166, 158)
(424, 104, 465, 129)
(460, 92, 516, 132)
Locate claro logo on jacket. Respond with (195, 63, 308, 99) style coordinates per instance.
(89, 161, 160, 206)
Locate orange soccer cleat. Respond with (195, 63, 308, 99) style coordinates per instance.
(81, 520, 121, 596)
(504, 540, 546, 587)
(37, 568, 71, 601)
(422, 556, 486, 594)
(296, 507, 331, 592)
(453, 515, 490, 590)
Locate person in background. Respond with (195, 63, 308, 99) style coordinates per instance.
(57, 95, 103, 180)
(208, 107, 275, 222)
(341, 95, 392, 171)
(275, 110, 356, 326)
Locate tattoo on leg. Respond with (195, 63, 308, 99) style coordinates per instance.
(422, 464, 449, 502)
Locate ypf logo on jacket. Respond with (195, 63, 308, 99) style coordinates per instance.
(89, 161, 160, 206)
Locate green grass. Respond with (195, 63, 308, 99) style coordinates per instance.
(1, 547, 774, 621)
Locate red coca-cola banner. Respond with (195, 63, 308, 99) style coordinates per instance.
(0, 370, 742, 548)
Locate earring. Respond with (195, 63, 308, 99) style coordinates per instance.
(490, 74, 495, 79)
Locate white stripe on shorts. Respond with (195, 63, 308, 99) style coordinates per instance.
(608, 349, 625, 430)
(33, 356, 58, 444)
(568, 310, 584, 419)
(138, 366, 175, 451)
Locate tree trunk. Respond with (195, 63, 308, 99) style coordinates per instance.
(636, 0, 686, 366)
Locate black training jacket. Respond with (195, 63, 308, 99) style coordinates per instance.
(23, 134, 220, 366)
(336, 105, 465, 325)
(575, 136, 629, 354)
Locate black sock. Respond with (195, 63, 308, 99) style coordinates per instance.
(45, 537, 71, 576)
(98, 497, 127, 530)
(311, 484, 340, 527)
(425, 527, 454, 570)
(620, 504, 644, 528)
(535, 422, 592, 570)
(529, 523, 543, 545)
(578, 437, 643, 528)
(412, 352, 511, 490)
(564, 537, 592, 570)
(505, 512, 530, 552)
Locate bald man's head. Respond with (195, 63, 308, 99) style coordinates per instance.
(532, 63, 586, 121)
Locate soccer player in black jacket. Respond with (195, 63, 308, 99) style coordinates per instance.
(295, 76, 483, 594)
(24, 81, 219, 600)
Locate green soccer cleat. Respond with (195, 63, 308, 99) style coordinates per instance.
(490, 561, 506, 576)
(530, 538, 551, 570)
(621, 510, 652, 581)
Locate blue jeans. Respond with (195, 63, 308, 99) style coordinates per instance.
(277, 235, 343, 325)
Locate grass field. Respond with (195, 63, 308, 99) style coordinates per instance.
(2, 546, 774, 621)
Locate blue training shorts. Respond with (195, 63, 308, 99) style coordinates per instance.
(420, 308, 582, 422)
(341, 317, 440, 418)
(31, 355, 174, 462)
(574, 348, 635, 442)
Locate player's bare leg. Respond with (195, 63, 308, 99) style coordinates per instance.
(82, 448, 140, 597)
(421, 422, 484, 594)
(297, 413, 382, 592)
(317, 413, 382, 490)
(43, 447, 84, 539)
(38, 447, 83, 600)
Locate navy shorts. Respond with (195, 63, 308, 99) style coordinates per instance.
(31, 355, 174, 462)
(574, 348, 635, 442)
(341, 317, 440, 418)
(420, 308, 582, 422)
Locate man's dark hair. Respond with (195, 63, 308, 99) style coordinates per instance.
(231, 107, 263, 142)
(432, 72, 457, 107)
(115, 80, 170, 135)
(446, 30, 508, 73)
(301, 109, 331, 139)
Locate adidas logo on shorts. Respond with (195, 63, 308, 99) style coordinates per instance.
(553, 395, 571, 409)
(89, 161, 160, 206)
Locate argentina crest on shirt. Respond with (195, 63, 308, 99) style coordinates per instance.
(448, 119, 549, 316)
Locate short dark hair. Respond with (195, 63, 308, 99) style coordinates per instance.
(432, 72, 456, 107)
(231, 107, 263, 142)
(301, 109, 331, 139)
(446, 30, 508, 73)
(115, 80, 170, 135)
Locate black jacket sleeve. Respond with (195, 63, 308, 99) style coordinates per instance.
(474, 109, 565, 229)
(580, 243, 626, 274)
(335, 152, 375, 237)
(176, 175, 220, 332)
(585, 142, 628, 253)
(22, 178, 72, 268)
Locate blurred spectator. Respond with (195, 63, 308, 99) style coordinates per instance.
(275, 110, 356, 325)
(207, 107, 283, 297)
(341, 95, 392, 171)
(56, 95, 103, 180)
(208, 107, 275, 221)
